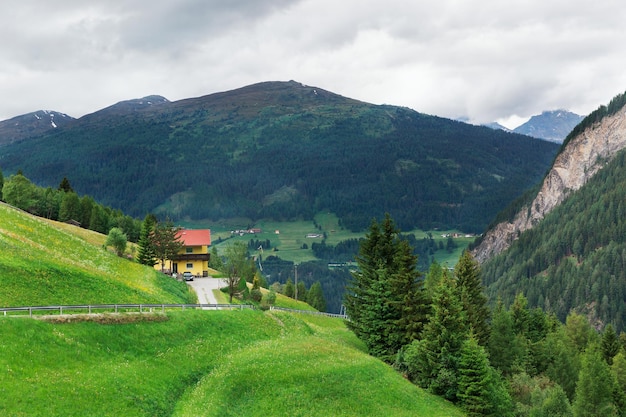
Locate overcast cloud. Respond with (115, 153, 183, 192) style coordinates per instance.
(2, 0, 626, 128)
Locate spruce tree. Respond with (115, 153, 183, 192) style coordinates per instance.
(284, 278, 295, 298)
(405, 271, 468, 401)
(58, 176, 74, 193)
(391, 238, 429, 347)
(489, 300, 518, 376)
(0, 166, 4, 201)
(603, 324, 621, 365)
(572, 346, 618, 416)
(344, 214, 428, 362)
(307, 281, 327, 312)
(137, 214, 157, 266)
(457, 334, 492, 416)
(455, 250, 490, 346)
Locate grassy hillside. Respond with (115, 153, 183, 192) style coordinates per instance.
(0, 202, 194, 306)
(0, 310, 464, 416)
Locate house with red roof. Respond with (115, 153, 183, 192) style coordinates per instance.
(160, 229, 212, 277)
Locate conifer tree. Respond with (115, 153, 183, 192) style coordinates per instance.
(424, 258, 444, 296)
(344, 214, 428, 362)
(458, 333, 513, 416)
(307, 281, 326, 312)
(137, 214, 157, 266)
(455, 250, 490, 346)
(405, 271, 468, 401)
(572, 346, 618, 416)
(489, 300, 518, 376)
(457, 334, 492, 416)
(284, 278, 295, 298)
(603, 324, 621, 365)
(58, 176, 74, 193)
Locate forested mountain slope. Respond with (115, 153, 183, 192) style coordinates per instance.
(0, 81, 558, 232)
(476, 90, 626, 330)
(474, 91, 626, 262)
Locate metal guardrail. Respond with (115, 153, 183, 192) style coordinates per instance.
(0, 303, 347, 319)
(0, 303, 253, 317)
(269, 306, 347, 319)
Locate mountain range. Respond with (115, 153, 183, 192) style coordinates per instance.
(0, 81, 559, 233)
(485, 110, 584, 143)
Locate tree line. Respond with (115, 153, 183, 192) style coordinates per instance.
(0, 169, 141, 241)
(346, 213, 626, 416)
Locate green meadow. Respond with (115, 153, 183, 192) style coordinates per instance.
(0, 202, 194, 307)
(0, 310, 464, 417)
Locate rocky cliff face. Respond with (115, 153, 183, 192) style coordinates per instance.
(473, 105, 626, 263)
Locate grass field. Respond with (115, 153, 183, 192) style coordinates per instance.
(183, 212, 474, 267)
(0, 203, 194, 307)
(0, 310, 465, 417)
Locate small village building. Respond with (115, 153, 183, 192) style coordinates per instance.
(157, 229, 211, 277)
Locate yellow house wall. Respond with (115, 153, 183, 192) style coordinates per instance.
(154, 244, 210, 276)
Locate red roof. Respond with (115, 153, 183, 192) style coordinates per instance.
(176, 229, 211, 246)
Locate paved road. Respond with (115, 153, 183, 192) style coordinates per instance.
(186, 277, 224, 306)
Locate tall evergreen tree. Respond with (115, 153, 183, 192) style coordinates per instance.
(572, 346, 618, 416)
(603, 324, 621, 365)
(0, 166, 4, 201)
(405, 271, 468, 401)
(424, 258, 444, 296)
(344, 214, 428, 362)
(307, 281, 327, 312)
(58, 176, 74, 193)
(457, 334, 492, 416)
(458, 333, 514, 416)
(136, 214, 157, 266)
(455, 250, 490, 346)
(391, 238, 430, 347)
(489, 300, 519, 376)
(284, 278, 295, 298)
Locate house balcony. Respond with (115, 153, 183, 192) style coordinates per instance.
(170, 253, 211, 262)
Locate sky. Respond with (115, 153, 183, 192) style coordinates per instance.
(2, 0, 626, 129)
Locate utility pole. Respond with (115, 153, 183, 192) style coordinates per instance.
(294, 263, 298, 301)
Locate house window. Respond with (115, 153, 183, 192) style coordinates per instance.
(186, 247, 193, 254)
(186, 263, 193, 269)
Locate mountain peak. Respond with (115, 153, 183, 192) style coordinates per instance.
(513, 109, 583, 143)
(485, 109, 584, 143)
(0, 110, 75, 145)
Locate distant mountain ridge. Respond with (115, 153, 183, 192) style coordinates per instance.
(514, 110, 584, 142)
(486, 110, 583, 143)
(0, 110, 74, 145)
(0, 81, 559, 233)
